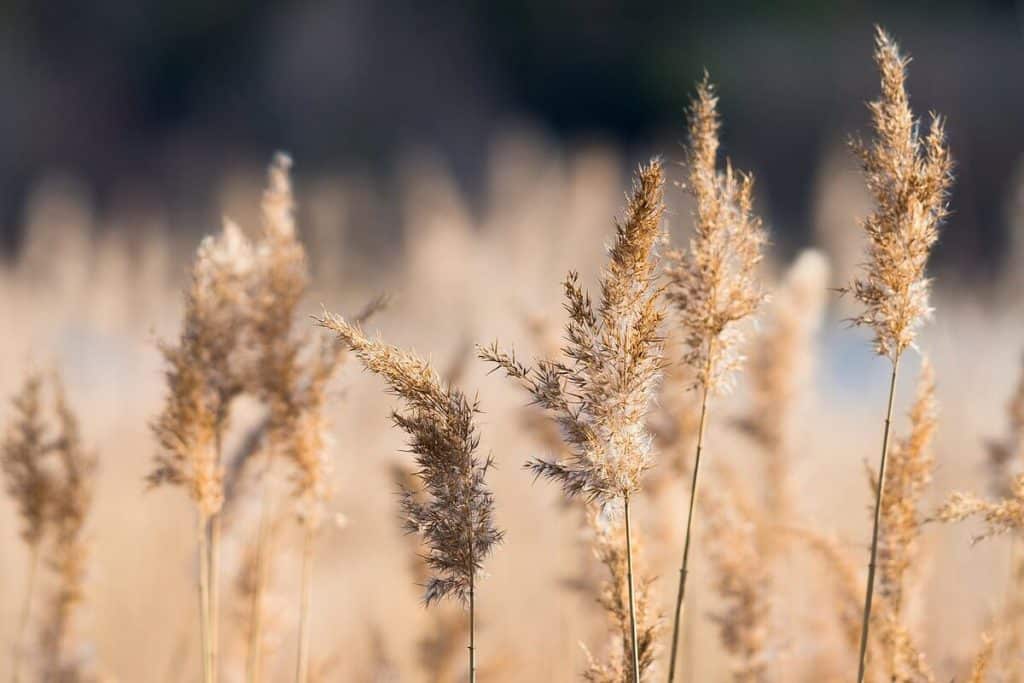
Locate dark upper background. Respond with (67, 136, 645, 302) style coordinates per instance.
(1, 0, 1021, 278)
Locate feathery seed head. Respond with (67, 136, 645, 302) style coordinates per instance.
(40, 377, 97, 679)
(481, 160, 666, 503)
(149, 201, 260, 518)
(2, 373, 52, 546)
(318, 314, 502, 606)
(665, 77, 768, 394)
(846, 28, 953, 361)
(740, 250, 829, 527)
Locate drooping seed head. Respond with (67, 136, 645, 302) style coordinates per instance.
(318, 314, 503, 606)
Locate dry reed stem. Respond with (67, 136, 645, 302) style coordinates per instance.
(851, 27, 951, 683)
(874, 359, 936, 622)
(664, 75, 768, 683)
(582, 503, 661, 683)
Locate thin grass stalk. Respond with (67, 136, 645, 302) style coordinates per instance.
(198, 514, 214, 683)
(667, 350, 712, 683)
(468, 557, 476, 683)
(247, 481, 275, 683)
(295, 525, 315, 683)
(856, 353, 901, 683)
(624, 495, 641, 683)
(211, 513, 222, 683)
(10, 543, 39, 683)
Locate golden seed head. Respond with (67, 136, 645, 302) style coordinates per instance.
(481, 160, 667, 503)
(846, 28, 953, 361)
(665, 76, 768, 395)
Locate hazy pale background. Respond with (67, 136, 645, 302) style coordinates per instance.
(1, 1, 1024, 681)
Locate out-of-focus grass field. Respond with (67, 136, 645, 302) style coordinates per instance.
(1, 129, 1022, 680)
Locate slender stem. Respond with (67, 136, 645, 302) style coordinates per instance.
(247, 482, 275, 683)
(210, 514, 221, 683)
(210, 423, 224, 683)
(469, 564, 477, 683)
(198, 514, 213, 683)
(295, 525, 315, 683)
(666, 380, 711, 683)
(856, 353, 901, 683)
(11, 542, 40, 683)
(623, 495, 641, 683)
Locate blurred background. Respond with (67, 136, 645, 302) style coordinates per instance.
(1, 0, 1023, 276)
(2, 2, 1024, 681)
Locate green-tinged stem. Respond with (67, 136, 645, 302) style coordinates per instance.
(666, 379, 711, 683)
(198, 514, 213, 683)
(856, 353, 901, 683)
(295, 525, 315, 683)
(624, 494, 641, 683)
(11, 542, 40, 683)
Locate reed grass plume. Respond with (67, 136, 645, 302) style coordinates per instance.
(389, 462, 470, 682)
(664, 76, 768, 396)
(39, 377, 98, 682)
(664, 75, 768, 683)
(148, 219, 256, 518)
(317, 314, 502, 681)
(2, 372, 97, 683)
(737, 249, 829, 534)
(844, 28, 953, 361)
(318, 315, 502, 603)
(2, 373, 51, 550)
(479, 159, 665, 503)
(851, 28, 952, 683)
(480, 160, 665, 682)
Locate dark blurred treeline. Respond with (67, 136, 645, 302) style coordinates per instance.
(1, 0, 1022, 276)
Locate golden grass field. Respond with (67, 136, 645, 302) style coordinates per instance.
(2, 29, 1024, 683)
